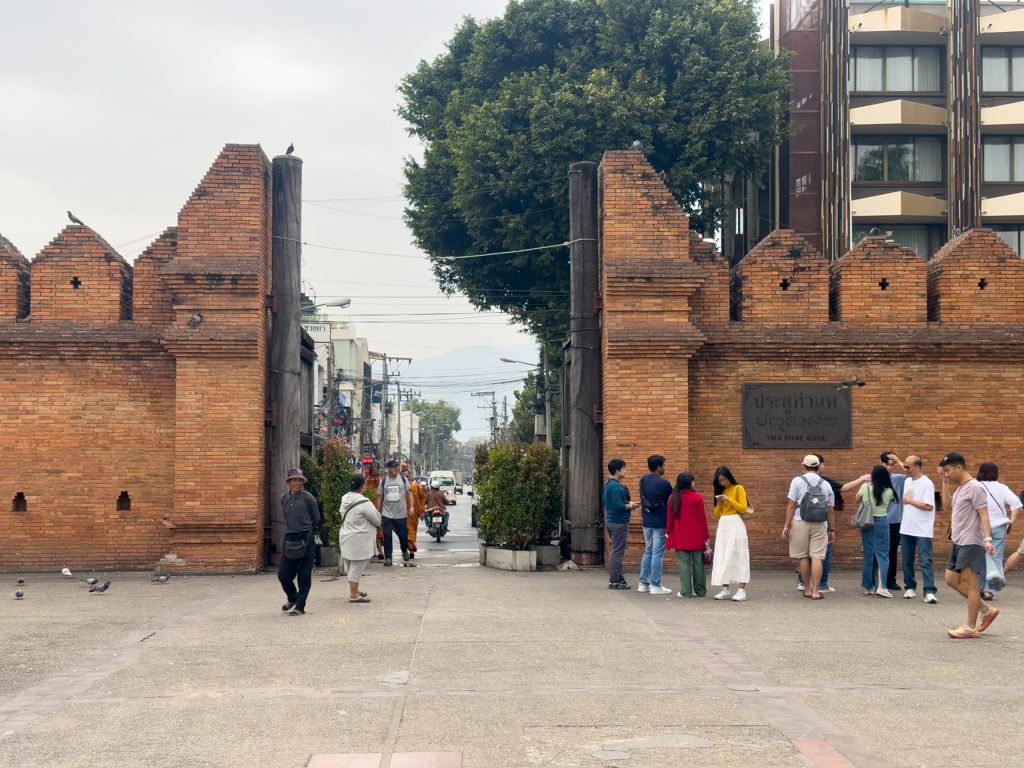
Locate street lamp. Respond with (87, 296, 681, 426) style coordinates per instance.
(500, 356, 551, 447)
(318, 298, 352, 309)
(500, 357, 533, 365)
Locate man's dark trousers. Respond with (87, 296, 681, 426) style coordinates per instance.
(382, 516, 410, 559)
(606, 522, 629, 584)
(278, 532, 315, 611)
(886, 523, 902, 589)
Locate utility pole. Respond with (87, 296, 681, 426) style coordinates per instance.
(471, 391, 497, 443)
(502, 396, 508, 441)
(568, 161, 602, 566)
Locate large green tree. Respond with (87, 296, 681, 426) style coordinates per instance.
(410, 398, 463, 471)
(400, 0, 791, 336)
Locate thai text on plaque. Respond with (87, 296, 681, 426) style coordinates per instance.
(742, 383, 853, 449)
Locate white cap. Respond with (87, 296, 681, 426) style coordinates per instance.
(802, 454, 821, 468)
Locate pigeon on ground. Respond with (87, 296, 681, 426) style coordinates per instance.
(631, 140, 643, 150)
(286, 143, 294, 155)
(82, 578, 99, 586)
(89, 581, 111, 593)
(17, 576, 24, 585)
(187, 314, 202, 327)
(67, 211, 84, 225)
(61, 565, 72, 577)
(15, 590, 24, 599)
(152, 575, 169, 584)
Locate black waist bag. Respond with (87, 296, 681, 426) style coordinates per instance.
(284, 532, 309, 560)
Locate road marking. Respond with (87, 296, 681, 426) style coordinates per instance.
(627, 592, 896, 768)
(0, 579, 250, 737)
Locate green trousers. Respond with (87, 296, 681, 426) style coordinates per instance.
(675, 549, 706, 597)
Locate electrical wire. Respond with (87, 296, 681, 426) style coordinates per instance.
(303, 175, 565, 204)
(278, 235, 595, 261)
(305, 200, 567, 223)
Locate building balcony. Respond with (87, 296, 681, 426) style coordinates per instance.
(851, 190, 947, 221)
(982, 190, 1024, 219)
(980, 8, 1024, 45)
(850, 99, 947, 133)
(850, 7, 947, 44)
(981, 101, 1024, 132)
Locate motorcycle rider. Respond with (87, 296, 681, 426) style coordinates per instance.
(425, 479, 449, 536)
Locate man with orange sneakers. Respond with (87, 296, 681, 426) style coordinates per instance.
(939, 453, 1000, 639)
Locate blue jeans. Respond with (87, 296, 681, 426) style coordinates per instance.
(861, 519, 890, 590)
(900, 534, 935, 594)
(640, 526, 667, 588)
(979, 524, 1008, 592)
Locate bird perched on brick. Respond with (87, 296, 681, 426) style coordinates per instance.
(151, 575, 169, 584)
(187, 314, 202, 327)
(869, 227, 881, 236)
(15, 590, 24, 599)
(82, 578, 99, 586)
(17, 576, 24, 585)
(68, 211, 84, 226)
(61, 565, 72, 577)
(631, 140, 643, 150)
(286, 143, 295, 155)
(89, 581, 111, 593)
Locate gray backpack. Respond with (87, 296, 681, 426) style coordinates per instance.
(799, 476, 830, 523)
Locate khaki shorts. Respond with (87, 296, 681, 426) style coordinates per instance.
(790, 519, 828, 560)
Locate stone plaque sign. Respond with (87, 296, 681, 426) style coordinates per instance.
(742, 383, 852, 449)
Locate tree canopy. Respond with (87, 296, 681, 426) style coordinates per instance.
(400, 0, 791, 336)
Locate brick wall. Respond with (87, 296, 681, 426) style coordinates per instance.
(927, 228, 1024, 322)
(598, 150, 1024, 571)
(0, 144, 274, 572)
(0, 234, 30, 320)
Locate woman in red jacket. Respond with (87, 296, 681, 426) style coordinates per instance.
(666, 472, 710, 598)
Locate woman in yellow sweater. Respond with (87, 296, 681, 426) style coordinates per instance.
(711, 466, 750, 601)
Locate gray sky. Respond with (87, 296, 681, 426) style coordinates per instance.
(0, 0, 529, 361)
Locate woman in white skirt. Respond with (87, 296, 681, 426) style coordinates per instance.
(711, 466, 750, 601)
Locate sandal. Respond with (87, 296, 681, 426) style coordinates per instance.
(349, 596, 371, 603)
(810, 593, 824, 600)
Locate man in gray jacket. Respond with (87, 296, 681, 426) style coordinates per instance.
(278, 467, 320, 616)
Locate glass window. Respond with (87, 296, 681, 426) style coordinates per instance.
(855, 47, 883, 91)
(1014, 48, 1024, 92)
(991, 225, 1023, 256)
(887, 47, 914, 91)
(983, 47, 1010, 92)
(915, 137, 942, 182)
(1016, 138, 1024, 183)
(855, 142, 884, 181)
(984, 137, 1013, 182)
(887, 141, 913, 181)
(914, 48, 941, 92)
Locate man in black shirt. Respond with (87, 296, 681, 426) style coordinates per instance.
(278, 467, 320, 616)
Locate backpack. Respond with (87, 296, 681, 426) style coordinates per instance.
(799, 475, 830, 523)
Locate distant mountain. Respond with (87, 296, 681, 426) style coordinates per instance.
(397, 343, 538, 440)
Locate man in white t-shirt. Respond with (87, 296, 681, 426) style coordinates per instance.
(899, 455, 937, 603)
(782, 456, 835, 600)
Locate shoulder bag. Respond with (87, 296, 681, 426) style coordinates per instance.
(850, 492, 874, 530)
(736, 487, 756, 520)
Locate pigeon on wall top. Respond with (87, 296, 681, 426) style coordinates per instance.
(187, 314, 202, 327)
(68, 211, 84, 225)
(631, 140, 643, 150)
(286, 143, 295, 155)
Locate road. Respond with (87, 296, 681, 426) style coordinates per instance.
(411, 490, 479, 561)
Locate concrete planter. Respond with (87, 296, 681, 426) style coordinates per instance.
(482, 547, 536, 572)
(319, 546, 339, 568)
(528, 543, 560, 566)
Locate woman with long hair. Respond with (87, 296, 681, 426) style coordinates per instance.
(858, 465, 895, 598)
(711, 466, 750, 601)
(665, 472, 710, 598)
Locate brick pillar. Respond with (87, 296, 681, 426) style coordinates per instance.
(599, 150, 707, 570)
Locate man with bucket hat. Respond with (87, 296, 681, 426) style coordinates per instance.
(278, 467, 320, 616)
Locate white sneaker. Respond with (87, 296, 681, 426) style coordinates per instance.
(924, 593, 938, 604)
(732, 588, 747, 602)
(903, 588, 916, 599)
(825, 586, 836, 593)
(714, 587, 731, 600)
(876, 587, 893, 598)
(637, 583, 649, 593)
(796, 578, 803, 588)
(864, 588, 876, 595)
(649, 585, 672, 595)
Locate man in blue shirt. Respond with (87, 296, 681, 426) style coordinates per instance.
(638, 455, 674, 595)
(603, 458, 639, 589)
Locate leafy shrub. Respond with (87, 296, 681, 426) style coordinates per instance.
(300, 440, 356, 548)
(476, 441, 562, 550)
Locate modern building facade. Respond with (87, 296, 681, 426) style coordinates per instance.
(734, 0, 1024, 262)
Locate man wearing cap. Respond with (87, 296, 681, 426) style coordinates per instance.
(376, 460, 414, 565)
(782, 455, 835, 600)
(278, 467, 320, 616)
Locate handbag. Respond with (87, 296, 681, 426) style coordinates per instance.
(284, 531, 310, 560)
(850, 497, 874, 530)
(702, 541, 713, 565)
(740, 502, 756, 521)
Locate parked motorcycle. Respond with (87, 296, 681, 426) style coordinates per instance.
(426, 505, 448, 542)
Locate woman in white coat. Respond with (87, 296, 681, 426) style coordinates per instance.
(339, 473, 382, 604)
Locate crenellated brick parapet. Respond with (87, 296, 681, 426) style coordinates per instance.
(597, 149, 1024, 572)
(0, 144, 274, 573)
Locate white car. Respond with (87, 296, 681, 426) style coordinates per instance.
(429, 471, 457, 505)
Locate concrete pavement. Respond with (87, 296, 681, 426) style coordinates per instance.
(2, 525, 1022, 767)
